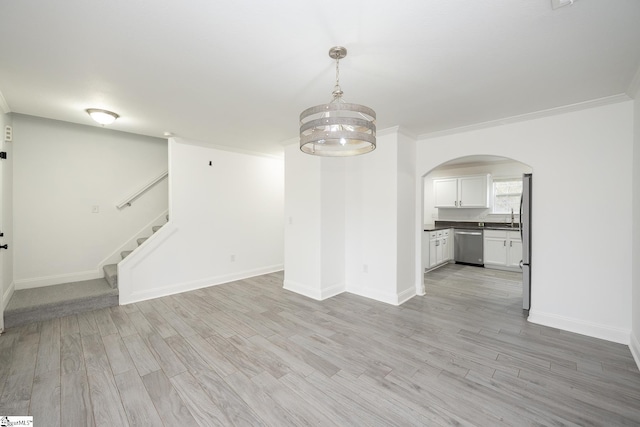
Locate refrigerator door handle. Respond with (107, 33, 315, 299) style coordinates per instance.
(519, 194, 524, 240)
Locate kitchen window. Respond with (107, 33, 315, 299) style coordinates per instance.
(492, 177, 522, 214)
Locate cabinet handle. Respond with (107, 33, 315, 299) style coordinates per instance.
(510, 241, 512, 247)
(454, 201, 457, 207)
(459, 201, 463, 207)
(503, 241, 506, 246)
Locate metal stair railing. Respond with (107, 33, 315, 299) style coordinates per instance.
(116, 171, 168, 209)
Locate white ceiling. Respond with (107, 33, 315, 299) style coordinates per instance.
(1, 0, 639, 157)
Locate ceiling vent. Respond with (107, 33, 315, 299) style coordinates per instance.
(551, 0, 578, 10)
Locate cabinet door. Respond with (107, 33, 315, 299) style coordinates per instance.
(441, 237, 448, 262)
(422, 232, 430, 271)
(449, 229, 455, 260)
(436, 239, 443, 264)
(458, 175, 488, 208)
(434, 178, 458, 208)
(483, 236, 508, 266)
(429, 238, 437, 267)
(507, 234, 523, 268)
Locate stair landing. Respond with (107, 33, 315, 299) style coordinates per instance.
(4, 278, 118, 329)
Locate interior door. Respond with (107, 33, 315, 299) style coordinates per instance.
(0, 139, 4, 332)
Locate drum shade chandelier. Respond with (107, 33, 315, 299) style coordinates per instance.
(299, 46, 376, 156)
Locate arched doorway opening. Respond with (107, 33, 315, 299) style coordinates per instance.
(419, 155, 532, 313)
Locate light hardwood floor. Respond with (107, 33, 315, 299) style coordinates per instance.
(1, 265, 639, 426)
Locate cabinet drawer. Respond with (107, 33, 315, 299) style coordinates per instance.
(443, 229, 450, 237)
(429, 231, 437, 239)
(508, 230, 521, 241)
(436, 230, 443, 237)
(484, 229, 507, 238)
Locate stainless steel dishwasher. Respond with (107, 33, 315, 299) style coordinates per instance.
(454, 229, 484, 266)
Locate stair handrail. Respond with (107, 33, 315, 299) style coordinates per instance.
(116, 170, 168, 209)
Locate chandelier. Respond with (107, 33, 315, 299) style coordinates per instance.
(299, 46, 376, 156)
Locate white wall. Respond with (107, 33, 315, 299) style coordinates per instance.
(13, 114, 168, 288)
(283, 143, 338, 299)
(285, 129, 417, 306)
(1, 112, 13, 315)
(416, 101, 634, 344)
(345, 132, 401, 303)
(396, 131, 416, 300)
(424, 160, 532, 224)
(632, 88, 640, 365)
(118, 138, 284, 304)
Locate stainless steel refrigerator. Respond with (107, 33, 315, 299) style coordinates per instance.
(520, 173, 532, 311)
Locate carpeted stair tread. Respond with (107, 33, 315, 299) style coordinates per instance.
(121, 250, 133, 259)
(4, 278, 118, 328)
(103, 263, 118, 288)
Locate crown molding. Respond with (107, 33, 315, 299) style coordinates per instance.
(418, 94, 631, 140)
(0, 89, 10, 114)
(172, 137, 284, 160)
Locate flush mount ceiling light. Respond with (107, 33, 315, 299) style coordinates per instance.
(299, 46, 376, 157)
(86, 108, 119, 125)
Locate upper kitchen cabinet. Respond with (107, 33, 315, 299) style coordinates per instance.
(433, 178, 458, 208)
(433, 174, 490, 208)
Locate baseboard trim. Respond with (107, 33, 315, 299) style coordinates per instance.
(346, 285, 405, 306)
(283, 280, 345, 301)
(15, 270, 102, 290)
(528, 310, 631, 345)
(3, 281, 14, 310)
(630, 332, 640, 371)
(397, 287, 417, 305)
(121, 264, 284, 305)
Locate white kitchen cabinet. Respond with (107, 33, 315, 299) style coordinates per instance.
(440, 229, 452, 263)
(430, 239, 438, 267)
(433, 179, 458, 208)
(424, 229, 452, 271)
(433, 175, 490, 208)
(507, 234, 522, 268)
(422, 231, 430, 270)
(483, 229, 522, 270)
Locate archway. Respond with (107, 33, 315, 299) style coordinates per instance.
(417, 155, 532, 311)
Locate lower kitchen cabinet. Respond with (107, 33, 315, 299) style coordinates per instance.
(423, 229, 452, 271)
(483, 229, 522, 270)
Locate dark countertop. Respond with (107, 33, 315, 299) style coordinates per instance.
(424, 221, 520, 232)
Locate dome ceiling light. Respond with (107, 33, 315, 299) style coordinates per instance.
(299, 46, 376, 157)
(86, 108, 119, 125)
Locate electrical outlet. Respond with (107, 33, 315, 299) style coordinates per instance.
(91, 205, 99, 213)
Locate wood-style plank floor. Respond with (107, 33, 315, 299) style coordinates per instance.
(1, 265, 639, 426)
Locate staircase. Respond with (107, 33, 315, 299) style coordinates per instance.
(102, 224, 164, 289)
(3, 220, 166, 329)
